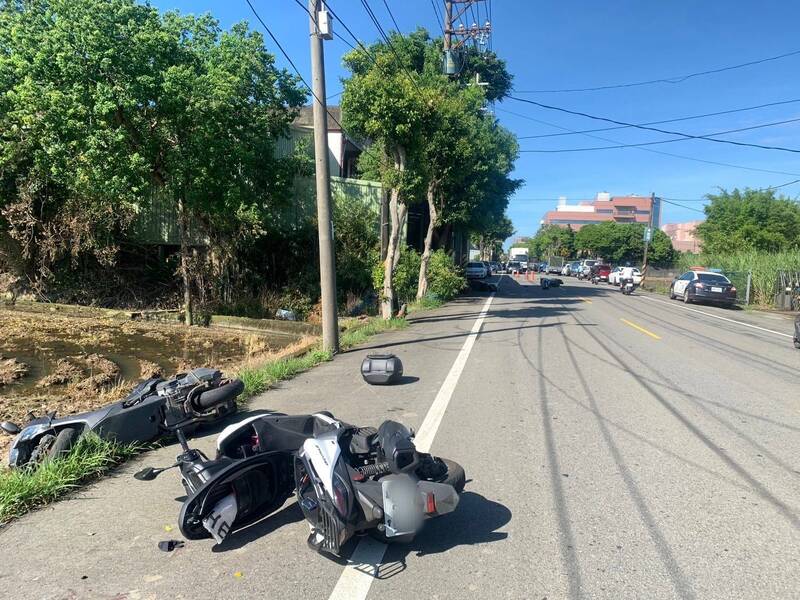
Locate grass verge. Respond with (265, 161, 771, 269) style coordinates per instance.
(0, 433, 139, 523)
(237, 316, 407, 400)
(0, 315, 409, 523)
(408, 296, 445, 313)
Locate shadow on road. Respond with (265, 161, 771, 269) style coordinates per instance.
(373, 491, 511, 577)
(212, 502, 305, 553)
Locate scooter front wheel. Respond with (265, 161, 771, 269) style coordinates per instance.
(49, 427, 81, 459)
(32, 427, 81, 464)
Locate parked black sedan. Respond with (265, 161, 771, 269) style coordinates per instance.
(669, 270, 737, 306)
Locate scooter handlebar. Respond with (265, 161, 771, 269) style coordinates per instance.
(193, 379, 244, 410)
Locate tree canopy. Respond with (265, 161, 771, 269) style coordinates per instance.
(0, 0, 305, 285)
(528, 225, 575, 260)
(695, 188, 800, 254)
(341, 28, 520, 312)
(574, 222, 675, 265)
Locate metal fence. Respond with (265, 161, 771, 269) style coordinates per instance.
(645, 266, 753, 305)
(129, 175, 383, 246)
(775, 271, 800, 310)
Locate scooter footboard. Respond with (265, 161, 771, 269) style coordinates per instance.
(178, 451, 293, 542)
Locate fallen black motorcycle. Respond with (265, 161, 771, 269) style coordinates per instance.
(135, 412, 465, 556)
(1, 368, 243, 468)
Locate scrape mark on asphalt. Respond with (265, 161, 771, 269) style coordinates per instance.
(530, 321, 584, 600)
(559, 325, 695, 600)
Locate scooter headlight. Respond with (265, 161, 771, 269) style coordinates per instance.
(19, 423, 50, 441)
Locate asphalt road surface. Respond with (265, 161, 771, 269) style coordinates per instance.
(1, 275, 798, 600)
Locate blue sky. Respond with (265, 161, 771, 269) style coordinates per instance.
(150, 0, 800, 239)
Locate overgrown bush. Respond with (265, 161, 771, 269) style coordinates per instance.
(677, 250, 800, 306)
(426, 250, 466, 300)
(334, 194, 380, 300)
(372, 247, 465, 306)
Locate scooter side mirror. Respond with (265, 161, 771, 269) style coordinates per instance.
(134, 467, 162, 481)
(1, 421, 21, 435)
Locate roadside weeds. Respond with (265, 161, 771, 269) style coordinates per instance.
(238, 317, 407, 400)
(0, 434, 139, 523)
(0, 315, 408, 524)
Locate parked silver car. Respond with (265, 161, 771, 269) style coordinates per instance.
(465, 261, 488, 279)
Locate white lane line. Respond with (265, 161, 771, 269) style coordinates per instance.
(641, 295, 793, 339)
(327, 292, 496, 600)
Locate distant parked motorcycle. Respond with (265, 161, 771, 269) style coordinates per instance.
(135, 412, 465, 556)
(1, 368, 242, 468)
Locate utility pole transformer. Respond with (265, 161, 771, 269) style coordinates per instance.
(308, 0, 339, 353)
(443, 0, 491, 74)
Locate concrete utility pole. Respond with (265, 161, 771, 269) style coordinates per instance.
(641, 192, 656, 282)
(308, 0, 339, 353)
(444, 1, 453, 51)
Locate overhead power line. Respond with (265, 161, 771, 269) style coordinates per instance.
(509, 96, 800, 154)
(517, 98, 800, 140)
(497, 107, 800, 177)
(324, 3, 379, 63)
(520, 116, 800, 153)
(660, 178, 800, 202)
(381, 0, 402, 32)
(430, 0, 444, 33)
(357, 0, 424, 93)
(513, 48, 800, 93)
(244, 0, 362, 149)
(659, 197, 706, 214)
(512, 178, 800, 205)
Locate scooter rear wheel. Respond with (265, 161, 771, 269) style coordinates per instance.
(437, 458, 466, 494)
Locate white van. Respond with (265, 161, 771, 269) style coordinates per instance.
(579, 259, 598, 277)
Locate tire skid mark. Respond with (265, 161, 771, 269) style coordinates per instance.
(566, 306, 800, 532)
(516, 318, 584, 600)
(558, 325, 696, 600)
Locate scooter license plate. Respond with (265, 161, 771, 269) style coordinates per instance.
(381, 477, 424, 537)
(202, 493, 238, 544)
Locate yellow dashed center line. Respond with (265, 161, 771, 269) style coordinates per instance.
(620, 318, 661, 340)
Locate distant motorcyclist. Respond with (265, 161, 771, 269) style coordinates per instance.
(589, 263, 601, 284)
(619, 264, 635, 289)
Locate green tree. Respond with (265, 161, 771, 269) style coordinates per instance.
(528, 225, 575, 260)
(416, 79, 519, 296)
(333, 194, 379, 299)
(343, 29, 519, 310)
(342, 32, 432, 317)
(575, 222, 674, 265)
(695, 188, 800, 254)
(0, 0, 305, 322)
(453, 46, 513, 102)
